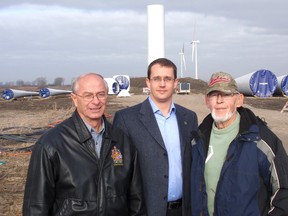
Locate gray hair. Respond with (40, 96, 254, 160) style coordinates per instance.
(71, 73, 108, 93)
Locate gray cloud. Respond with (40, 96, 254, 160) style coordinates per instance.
(0, 0, 287, 84)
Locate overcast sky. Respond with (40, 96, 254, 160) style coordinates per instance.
(0, 0, 287, 84)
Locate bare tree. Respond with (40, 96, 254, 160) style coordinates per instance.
(16, 80, 25, 86)
(54, 77, 65, 86)
(34, 77, 47, 87)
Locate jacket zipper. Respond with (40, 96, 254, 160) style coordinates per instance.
(96, 136, 113, 216)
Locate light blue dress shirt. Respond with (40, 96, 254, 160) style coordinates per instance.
(149, 97, 183, 201)
(83, 119, 105, 158)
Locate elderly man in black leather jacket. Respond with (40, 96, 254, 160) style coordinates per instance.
(23, 73, 146, 216)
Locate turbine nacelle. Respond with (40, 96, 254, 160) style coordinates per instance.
(191, 40, 200, 44)
(113, 75, 131, 97)
(104, 78, 120, 95)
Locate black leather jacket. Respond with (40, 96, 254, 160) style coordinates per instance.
(23, 111, 146, 216)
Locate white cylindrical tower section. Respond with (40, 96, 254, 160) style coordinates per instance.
(147, 4, 165, 65)
(235, 72, 254, 95)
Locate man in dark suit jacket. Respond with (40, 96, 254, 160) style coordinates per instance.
(113, 58, 198, 216)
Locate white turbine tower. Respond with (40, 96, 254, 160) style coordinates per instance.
(147, 4, 165, 64)
(191, 40, 200, 80)
(179, 43, 186, 78)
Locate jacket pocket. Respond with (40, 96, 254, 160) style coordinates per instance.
(55, 199, 88, 216)
(106, 194, 129, 216)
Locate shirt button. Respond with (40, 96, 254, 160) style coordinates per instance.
(164, 175, 168, 179)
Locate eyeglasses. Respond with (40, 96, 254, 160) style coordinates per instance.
(74, 92, 107, 102)
(150, 76, 175, 83)
(207, 92, 238, 100)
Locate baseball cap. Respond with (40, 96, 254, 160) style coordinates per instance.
(206, 72, 239, 95)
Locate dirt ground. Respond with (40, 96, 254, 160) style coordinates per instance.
(0, 93, 287, 215)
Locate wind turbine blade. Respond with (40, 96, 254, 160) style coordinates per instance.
(183, 55, 186, 71)
(181, 42, 186, 71)
(191, 42, 195, 62)
(193, 19, 197, 40)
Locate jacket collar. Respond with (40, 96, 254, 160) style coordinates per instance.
(72, 111, 91, 144)
(200, 107, 259, 134)
(199, 107, 261, 152)
(72, 111, 115, 144)
(139, 98, 166, 149)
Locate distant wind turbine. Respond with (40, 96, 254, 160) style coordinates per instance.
(191, 40, 200, 80)
(191, 20, 200, 80)
(179, 43, 186, 78)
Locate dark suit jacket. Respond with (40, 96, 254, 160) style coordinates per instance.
(113, 98, 198, 216)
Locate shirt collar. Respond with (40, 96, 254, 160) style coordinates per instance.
(148, 96, 176, 115)
(83, 118, 105, 134)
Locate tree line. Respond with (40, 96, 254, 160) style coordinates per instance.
(4, 77, 66, 87)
